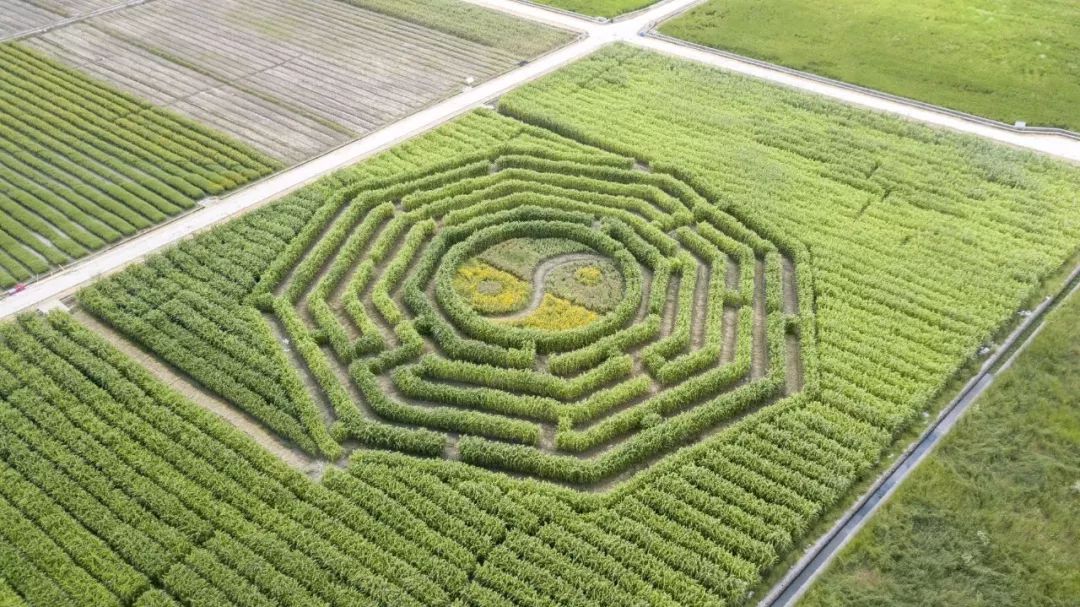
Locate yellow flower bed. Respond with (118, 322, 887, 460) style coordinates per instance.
(453, 260, 529, 314)
(574, 264, 603, 286)
(508, 294, 598, 331)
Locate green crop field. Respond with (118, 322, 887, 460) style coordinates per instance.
(801, 289, 1080, 606)
(3, 45, 1080, 605)
(532, 0, 659, 18)
(344, 0, 574, 57)
(79, 106, 802, 482)
(0, 44, 279, 288)
(660, 0, 1080, 132)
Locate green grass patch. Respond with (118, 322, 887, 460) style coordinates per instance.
(660, 0, 1080, 131)
(479, 237, 591, 279)
(546, 258, 623, 312)
(801, 289, 1080, 605)
(532, 0, 660, 18)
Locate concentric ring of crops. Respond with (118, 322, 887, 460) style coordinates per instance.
(251, 145, 812, 485)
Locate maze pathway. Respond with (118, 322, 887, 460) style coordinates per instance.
(82, 112, 813, 488)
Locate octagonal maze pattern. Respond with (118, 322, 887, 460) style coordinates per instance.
(252, 145, 814, 486)
(81, 117, 817, 487)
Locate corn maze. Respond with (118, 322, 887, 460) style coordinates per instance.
(267, 145, 809, 485)
(81, 109, 812, 486)
(13, 45, 1077, 607)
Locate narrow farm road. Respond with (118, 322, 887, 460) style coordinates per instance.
(758, 265, 1080, 607)
(634, 36, 1080, 162)
(4, 0, 1078, 322)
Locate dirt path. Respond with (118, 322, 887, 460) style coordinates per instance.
(782, 256, 803, 394)
(494, 253, 604, 321)
(73, 309, 323, 475)
(690, 262, 709, 349)
(721, 307, 737, 364)
(782, 256, 799, 315)
(263, 312, 338, 428)
(751, 258, 767, 379)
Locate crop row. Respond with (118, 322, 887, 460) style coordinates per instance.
(0, 312, 594, 606)
(0, 44, 277, 287)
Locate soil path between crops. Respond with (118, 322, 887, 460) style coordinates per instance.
(494, 253, 603, 321)
(72, 308, 323, 475)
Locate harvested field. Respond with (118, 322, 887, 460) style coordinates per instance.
(0, 0, 120, 39)
(0, 43, 278, 288)
(26, 0, 575, 163)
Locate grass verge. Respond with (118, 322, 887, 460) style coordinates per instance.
(799, 288, 1080, 605)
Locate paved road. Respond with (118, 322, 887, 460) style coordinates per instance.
(4, 0, 1078, 321)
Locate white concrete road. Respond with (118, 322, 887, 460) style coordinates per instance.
(3, 0, 1078, 320)
(635, 36, 1080, 163)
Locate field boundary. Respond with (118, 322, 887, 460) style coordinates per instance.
(758, 261, 1080, 607)
(645, 31, 1080, 143)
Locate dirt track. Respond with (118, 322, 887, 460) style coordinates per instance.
(73, 308, 323, 475)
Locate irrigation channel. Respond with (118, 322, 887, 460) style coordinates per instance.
(758, 262, 1080, 607)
